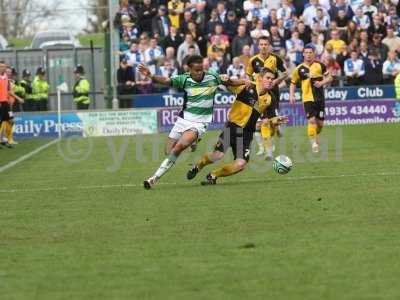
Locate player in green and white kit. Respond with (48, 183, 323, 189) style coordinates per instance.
(138, 55, 245, 189)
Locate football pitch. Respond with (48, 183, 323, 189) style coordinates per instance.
(1, 123, 400, 300)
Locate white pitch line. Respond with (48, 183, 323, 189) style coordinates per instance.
(0, 139, 58, 174)
(0, 171, 399, 194)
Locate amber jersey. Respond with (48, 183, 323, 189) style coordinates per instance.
(0, 74, 9, 102)
(291, 61, 328, 103)
(246, 53, 286, 80)
(227, 84, 272, 130)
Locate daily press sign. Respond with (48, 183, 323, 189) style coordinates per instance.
(14, 110, 158, 139)
(133, 85, 395, 108)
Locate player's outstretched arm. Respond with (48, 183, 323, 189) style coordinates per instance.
(314, 71, 333, 88)
(138, 63, 171, 85)
(262, 115, 289, 126)
(219, 75, 251, 87)
(273, 71, 288, 87)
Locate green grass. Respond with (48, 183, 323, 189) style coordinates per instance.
(9, 33, 104, 49)
(8, 37, 31, 49)
(1, 123, 400, 300)
(0, 138, 54, 166)
(78, 33, 105, 48)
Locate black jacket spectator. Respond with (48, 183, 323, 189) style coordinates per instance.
(277, 24, 291, 41)
(207, 10, 222, 36)
(185, 22, 207, 56)
(137, 0, 157, 34)
(162, 27, 183, 52)
(226, 0, 244, 18)
(334, 14, 349, 29)
(265, 11, 279, 30)
(180, 11, 194, 33)
(270, 27, 285, 53)
(369, 34, 389, 61)
(193, 7, 207, 33)
(206, 0, 219, 13)
(117, 60, 136, 108)
(367, 24, 386, 41)
(117, 62, 135, 94)
(231, 26, 252, 58)
(292, 0, 306, 17)
(337, 50, 350, 69)
(151, 6, 170, 39)
(329, 2, 354, 20)
(363, 54, 383, 85)
(367, 16, 386, 40)
(298, 23, 312, 45)
(224, 11, 239, 40)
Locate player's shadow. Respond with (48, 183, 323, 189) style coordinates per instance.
(161, 178, 275, 190)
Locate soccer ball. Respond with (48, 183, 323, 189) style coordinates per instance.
(273, 155, 293, 175)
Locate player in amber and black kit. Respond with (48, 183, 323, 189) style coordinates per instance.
(289, 44, 333, 153)
(186, 68, 289, 185)
(246, 36, 288, 160)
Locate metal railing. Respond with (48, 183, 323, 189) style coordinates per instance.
(0, 47, 106, 110)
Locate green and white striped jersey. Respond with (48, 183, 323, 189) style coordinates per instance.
(170, 71, 223, 123)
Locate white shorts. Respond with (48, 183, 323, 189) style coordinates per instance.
(168, 117, 208, 141)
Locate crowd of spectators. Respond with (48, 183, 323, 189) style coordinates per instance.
(115, 0, 400, 104)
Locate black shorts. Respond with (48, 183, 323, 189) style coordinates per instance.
(265, 95, 280, 118)
(0, 102, 10, 122)
(214, 122, 253, 162)
(304, 101, 325, 120)
(264, 85, 280, 118)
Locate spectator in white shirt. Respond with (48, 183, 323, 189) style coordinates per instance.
(226, 57, 246, 80)
(361, 0, 378, 18)
(277, 0, 294, 23)
(157, 60, 178, 93)
(352, 8, 370, 30)
(186, 0, 206, 14)
(246, 0, 268, 23)
(310, 33, 324, 58)
(313, 8, 331, 31)
(344, 50, 365, 85)
(144, 37, 165, 74)
(382, 50, 400, 83)
(303, 0, 328, 27)
(286, 31, 304, 65)
(349, 0, 364, 12)
(318, 0, 331, 10)
(124, 41, 144, 67)
(382, 27, 400, 53)
(250, 18, 270, 39)
(385, 6, 399, 28)
(243, 0, 256, 13)
(262, 0, 280, 10)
